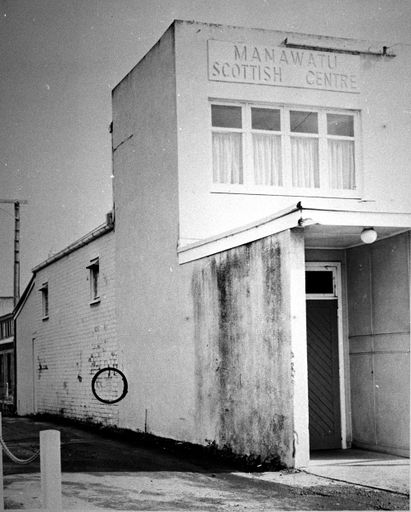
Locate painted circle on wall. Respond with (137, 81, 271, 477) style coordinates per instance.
(91, 367, 128, 404)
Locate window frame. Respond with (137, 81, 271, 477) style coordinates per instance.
(210, 100, 362, 199)
(211, 102, 245, 185)
(249, 105, 283, 187)
(39, 282, 49, 320)
(87, 257, 100, 305)
(305, 263, 339, 300)
(0, 316, 13, 340)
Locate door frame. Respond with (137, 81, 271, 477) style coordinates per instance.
(305, 261, 347, 450)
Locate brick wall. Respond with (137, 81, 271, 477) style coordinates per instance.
(17, 230, 120, 425)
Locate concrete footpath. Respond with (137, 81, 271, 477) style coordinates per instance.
(2, 416, 409, 511)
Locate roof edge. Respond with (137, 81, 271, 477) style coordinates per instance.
(178, 203, 411, 264)
(178, 202, 301, 256)
(13, 275, 35, 320)
(178, 203, 303, 264)
(172, 19, 398, 55)
(32, 215, 114, 274)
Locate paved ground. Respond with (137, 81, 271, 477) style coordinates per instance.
(2, 416, 410, 511)
(308, 449, 409, 495)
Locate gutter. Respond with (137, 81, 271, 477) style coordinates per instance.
(33, 216, 114, 274)
(13, 277, 35, 321)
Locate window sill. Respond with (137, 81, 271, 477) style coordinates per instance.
(210, 184, 361, 199)
(89, 298, 101, 306)
(42, 316, 49, 322)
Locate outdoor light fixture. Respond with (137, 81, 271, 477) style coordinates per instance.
(360, 227, 378, 244)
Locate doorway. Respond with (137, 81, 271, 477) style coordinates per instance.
(306, 263, 345, 451)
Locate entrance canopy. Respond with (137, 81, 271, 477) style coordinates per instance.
(178, 202, 411, 263)
(301, 207, 411, 249)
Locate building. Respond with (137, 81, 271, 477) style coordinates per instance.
(15, 218, 117, 425)
(0, 199, 27, 413)
(0, 304, 15, 412)
(111, 21, 410, 468)
(16, 20, 411, 469)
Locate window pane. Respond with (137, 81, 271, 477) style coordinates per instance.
(253, 134, 282, 186)
(290, 111, 318, 133)
(212, 132, 243, 184)
(327, 114, 354, 136)
(306, 271, 334, 294)
(251, 108, 281, 131)
(291, 137, 319, 188)
(6, 354, 10, 382)
(91, 266, 99, 300)
(211, 105, 242, 128)
(42, 286, 49, 317)
(328, 139, 355, 189)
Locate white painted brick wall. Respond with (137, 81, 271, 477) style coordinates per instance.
(22, 230, 120, 426)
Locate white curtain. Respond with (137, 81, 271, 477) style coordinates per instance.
(212, 132, 243, 184)
(328, 139, 355, 189)
(253, 134, 282, 186)
(291, 137, 319, 188)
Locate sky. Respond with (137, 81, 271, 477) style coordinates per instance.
(1, 0, 411, 295)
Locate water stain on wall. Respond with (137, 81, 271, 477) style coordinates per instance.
(192, 233, 294, 466)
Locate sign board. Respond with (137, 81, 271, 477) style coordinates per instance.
(208, 40, 360, 93)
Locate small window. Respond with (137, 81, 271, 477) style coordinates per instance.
(305, 271, 334, 295)
(87, 258, 100, 304)
(6, 353, 11, 386)
(290, 111, 319, 189)
(290, 111, 318, 134)
(327, 113, 354, 137)
(251, 107, 282, 186)
(211, 105, 242, 128)
(211, 105, 243, 185)
(40, 283, 49, 319)
(327, 113, 355, 190)
(0, 317, 13, 340)
(5, 318, 12, 338)
(251, 108, 281, 131)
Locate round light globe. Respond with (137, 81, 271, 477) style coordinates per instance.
(360, 228, 377, 244)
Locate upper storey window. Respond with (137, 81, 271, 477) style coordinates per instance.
(40, 282, 49, 320)
(252, 107, 282, 187)
(87, 257, 100, 305)
(212, 105, 243, 184)
(211, 103, 359, 197)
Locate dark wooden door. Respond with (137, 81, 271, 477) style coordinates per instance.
(307, 299, 341, 450)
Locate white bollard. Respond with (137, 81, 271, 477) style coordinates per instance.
(0, 411, 4, 512)
(40, 430, 62, 510)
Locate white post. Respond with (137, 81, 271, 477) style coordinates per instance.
(40, 430, 62, 510)
(0, 412, 4, 512)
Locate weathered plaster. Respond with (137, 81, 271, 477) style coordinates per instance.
(191, 230, 304, 467)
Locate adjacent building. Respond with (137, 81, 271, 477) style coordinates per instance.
(15, 218, 117, 425)
(16, 20, 411, 468)
(0, 300, 15, 411)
